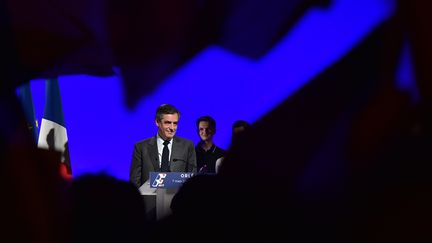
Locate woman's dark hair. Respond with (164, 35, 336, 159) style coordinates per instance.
(232, 120, 250, 130)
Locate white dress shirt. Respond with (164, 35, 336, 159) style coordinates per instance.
(156, 133, 173, 167)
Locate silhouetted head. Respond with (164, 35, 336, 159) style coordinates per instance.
(72, 173, 147, 243)
(232, 120, 250, 136)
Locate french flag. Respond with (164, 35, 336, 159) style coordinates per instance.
(37, 79, 72, 180)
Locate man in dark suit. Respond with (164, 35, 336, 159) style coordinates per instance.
(130, 104, 197, 188)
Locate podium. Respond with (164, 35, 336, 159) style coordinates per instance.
(139, 172, 194, 220)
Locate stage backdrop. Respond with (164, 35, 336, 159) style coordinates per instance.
(29, 0, 395, 181)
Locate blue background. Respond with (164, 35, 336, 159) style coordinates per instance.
(29, 0, 396, 181)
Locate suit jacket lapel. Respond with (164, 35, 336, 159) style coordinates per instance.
(170, 136, 182, 162)
(148, 136, 160, 171)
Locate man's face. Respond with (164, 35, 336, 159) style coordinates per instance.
(198, 121, 215, 142)
(156, 113, 179, 140)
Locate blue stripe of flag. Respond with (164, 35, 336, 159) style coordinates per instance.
(43, 79, 65, 127)
(16, 82, 39, 143)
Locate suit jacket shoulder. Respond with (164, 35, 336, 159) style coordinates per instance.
(173, 136, 194, 145)
(130, 136, 158, 188)
(171, 136, 197, 172)
(135, 136, 156, 146)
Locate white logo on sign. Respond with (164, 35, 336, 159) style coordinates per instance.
(152, 173, 167, 187)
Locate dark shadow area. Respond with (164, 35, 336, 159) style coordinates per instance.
(71, 173, 148, 243)
(3, 0, 330, 108)
(149, 5, 432, 242)
(0, 93, 71, 242)
(1, 1, 432, 243)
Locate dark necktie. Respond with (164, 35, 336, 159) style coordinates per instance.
(161, 140, 170, 172)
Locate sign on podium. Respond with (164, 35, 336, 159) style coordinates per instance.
(139, 172, 195, 220)
(150, 172, 195, 188)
